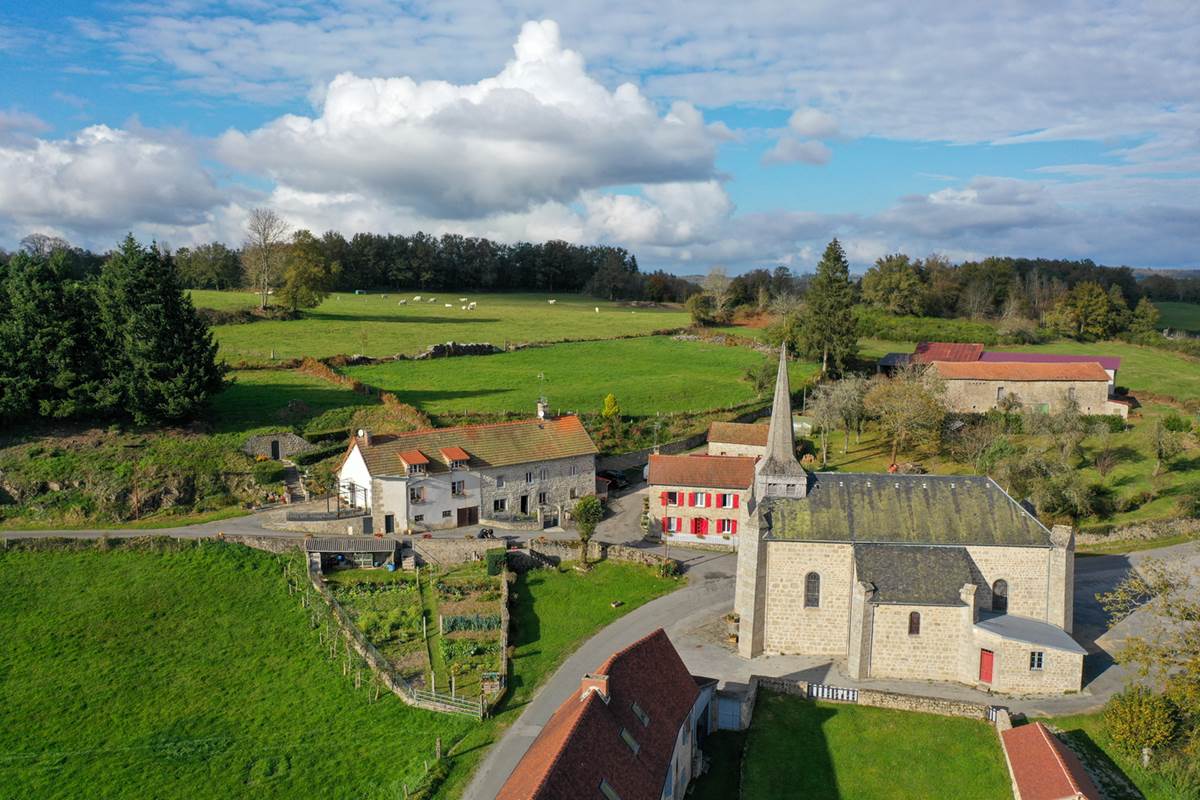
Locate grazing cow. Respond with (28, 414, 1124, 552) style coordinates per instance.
(459, 297, 468, 302)
(548, 299, 556, 304)
(460, 305, 466, 310)
(413, 295, 421, 301)
(445, 303, 453, 308)
(428, 297, 436, 303)
(467, 302, 477, 310)
(398, 299, 407, 305)
(595, 307, 599, 313)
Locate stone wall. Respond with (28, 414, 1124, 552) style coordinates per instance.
(478, 454, 595, 523)
(1076, 517, 1200, 547)
(941, 376, 1115, 416)
(866, 604, 964, 682)
(707, 442, 766, 458)
(242, 432, 316, 460)
(413, 342, 501, 359)
(743, 675, 991, 722)
(974, 630, 1084, 694)
(762, 541, 855, 655)
(262, 514, 369, 536)
(411, 538, 495, 566)
(220, 533, 305, 553)
(528, 539, 677, 570)
(963, 544, 1053, 621)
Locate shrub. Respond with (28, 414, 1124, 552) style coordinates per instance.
(1117, 490, 1153, 513)
(252, 461, 285, 486)
(1083, 414, 1127, 434)
(1163, 412, 1194, 434)
(1176, 484, 1200, 519)
(485, 547, 507, 576)
(1104, 686, 1178, 757)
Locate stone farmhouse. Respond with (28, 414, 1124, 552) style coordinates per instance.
(497, 628, 717, 800)
(335, 406, 597, 534)
(730, 346, 1085, 695)
(648, 454, 754, 547)
(705, 421, 768, 457)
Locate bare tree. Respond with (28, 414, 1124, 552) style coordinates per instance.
(20, 233, 71, 256)
(243, 208, 290, 310)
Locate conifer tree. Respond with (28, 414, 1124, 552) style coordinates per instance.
(799, 238, 858, 376)
(95, 235, 226, 424)
(1130, 297, 1162, 336)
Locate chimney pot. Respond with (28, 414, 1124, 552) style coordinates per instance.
(580, 673, 610, 703)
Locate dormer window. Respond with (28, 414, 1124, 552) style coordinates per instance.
(440, 447, 470, 470)
(399, 449, 429, 475)
(619, 727, 640, 755)
(631, 701, 650, 727)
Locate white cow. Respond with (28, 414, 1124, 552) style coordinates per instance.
(428, 297, 436, 303)
(397, 299, 407, 305)
(413, 295, 421, 301)
(548, 299, 557, 305)
(460, 305, 466, 310)
(595, 307, 599, 313)
(445, 303, 453, 308)
(459, 297, 468, 302)
(467, 302, 477, 310)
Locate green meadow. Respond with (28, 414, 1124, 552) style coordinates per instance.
(1154, 301, 1200, 332)
(189, 290, 691, 364)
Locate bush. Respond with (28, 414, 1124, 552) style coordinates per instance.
(1163, 412, 1194, 434)
(1118, 490, 1153, 513)
(1176, 484, 1200, 519)
(1083, 414, 1128, 434)
(485, 547, 507, 576)
(252, 461, 286, 486)
(1104, 686, 1178, 757)
(853, 307, 1000, 345)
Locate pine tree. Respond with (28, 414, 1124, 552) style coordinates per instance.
(0, 250, 101, 420)
(95, 235, 226, 424)
(1130, 297, 1161, 336)
(799, 238, 858, 376)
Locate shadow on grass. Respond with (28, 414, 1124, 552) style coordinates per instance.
(740, 691, 839, 799)
(304, 311, 501, 325)
(1056, 727, 1146, 800)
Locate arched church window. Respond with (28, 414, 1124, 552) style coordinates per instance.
(908, 611, 921, 635)
(992, 579, 1008, 613)
(804, 572, 821, 608)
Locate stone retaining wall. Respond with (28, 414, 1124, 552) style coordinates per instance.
(528, 539, 676, 570)
(1076, 517, 1200, 546)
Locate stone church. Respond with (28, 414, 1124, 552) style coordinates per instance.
(733, 349, 1085, 695)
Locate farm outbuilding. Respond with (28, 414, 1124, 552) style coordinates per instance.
(304, 536, 400, 570)
(242, 432, 316, 461)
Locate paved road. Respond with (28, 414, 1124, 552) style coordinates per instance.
(461, 548, 737, 800)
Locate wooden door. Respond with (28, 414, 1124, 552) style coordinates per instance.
(979, 649, 994, 683)
(270, 440, 281, 460)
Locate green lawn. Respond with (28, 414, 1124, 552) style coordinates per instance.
(0, 542, 678, 799)
(207, 368, 378, 434)
(344, 336, 818, 416)
(189, 291, 690, 364)
(1050, 713, 1189, 800)
(734, 691, 1010, 799)
(1154, 301, 1200, 333)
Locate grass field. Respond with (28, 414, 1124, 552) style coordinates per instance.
(344, 336, 818, 416)
(0, 542, 678, 799)
(189, 291, 691, 364)
(208, 368, 377, 434)
(1050, 713, 1189, 800)
(730, 690, 1010, 799)
(1154, 301, 1200, 333)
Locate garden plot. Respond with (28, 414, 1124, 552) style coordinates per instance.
(431, 562, 505, 699)
(324, 569, 428, 683)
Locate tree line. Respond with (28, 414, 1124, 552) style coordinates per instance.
(0, 235, 225, 425)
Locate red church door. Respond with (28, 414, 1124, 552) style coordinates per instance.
(979, 649, 994, 683)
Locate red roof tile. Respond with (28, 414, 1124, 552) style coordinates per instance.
(1001, 723, 1100, 800)
(648, 454, 756, 489)
(981, 351, 1121, 372)
(708, 421, 769, 447)
(912, 341, 984, 363)
(930, 360, 1111, 382)
(397, 449, 428, 465)
(497, 629, 700, 800)
(439, 446, 470, 462)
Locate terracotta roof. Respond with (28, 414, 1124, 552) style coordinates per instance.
(497, 629, 699, 800)
(648, 454, 756, 490)
(1001, 723, 1100, 800)
(397, 449, 428, 465)
(707, 421, 769, 447)
(913, 341, 984, 363)
(981, 351, 1121, 372)
(930, 360, 1111, 382)
(351, 416, 597, 476)
(439, 446, 470, 462)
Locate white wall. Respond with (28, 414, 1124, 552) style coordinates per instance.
(337, 445, 373, 509)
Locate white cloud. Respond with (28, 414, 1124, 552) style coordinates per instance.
(787, 107, 838, 139)
(216, 20, 719, 219)
(762, 137, 832, 165)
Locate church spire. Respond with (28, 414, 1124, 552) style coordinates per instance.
(755, 344, 808, 497)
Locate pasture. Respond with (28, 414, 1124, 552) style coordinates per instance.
(207, 368, 376, 434)
(343, 336, 819, 416)
(1154, 301, 1200, 332)
(188, 291, 691, 364)
(734, 691, 1010, 800)
(0, 541, 678, 800)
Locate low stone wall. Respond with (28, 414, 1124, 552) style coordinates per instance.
(856, 688, 989, 720)
(479, 515, 542, 531)
(262, 514, 369, 536)
(1076, 517, 1200, 546)
(528, 539, 677, 570)
(219, 533, 305, 554)
(414, 342, 501, 359)
(411, 538, 495, 566)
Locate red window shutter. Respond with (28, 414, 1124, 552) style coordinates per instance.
(733, 494, 740, 508)
(661, 517, 667, 532)
(731, 520, 738, 534)
(703, 518, 710, 534)
(660, 491, 668, 506)
(688, 492, 696, 507)
(706, 493, 714, 507)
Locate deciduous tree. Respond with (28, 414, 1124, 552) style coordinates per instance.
(243, 207, 290, 310)
(861, 253, 925, 315)
(278, 230, 340, 311)
(863, 367, 945, 464)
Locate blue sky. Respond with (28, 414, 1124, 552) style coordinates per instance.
(1, 1, 1197, 271)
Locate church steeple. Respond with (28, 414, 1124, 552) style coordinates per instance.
(754, 344, 808, 497)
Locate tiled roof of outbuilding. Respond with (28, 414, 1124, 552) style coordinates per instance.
(707, 421, 769, 447)
(766, 474, 1051, 547)
(912, 342, 984, 363)
(1000, 722, 1100, 800)
(351, 415, 597, 476)
(981, 351, 1121, 371)
(497, 629, 699, 800)
(853, 544, 974, 605)
(648, 454, 757, 489)
(930, 361, 1110, 382)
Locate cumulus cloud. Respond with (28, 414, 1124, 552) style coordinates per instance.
(217, 20, 719, 219)
(786, 108, 838, 139)
(762, 138, 832, 165)
(0, 124, 227, 242)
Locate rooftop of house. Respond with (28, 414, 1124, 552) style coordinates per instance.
(912, 341, 985, 363)
(976, 614, 1087, 654)
(707, 421, 769, 447)
(929, 360, 1111, 382)
(1000, 722, 1101, 800)
(497, 629, 699, 800)
(853, 543, 975, 605)
(764, 474, 1051, 547)
(980, 351, 1121, 371)
(648, 453, 757, 490)
(345, 415, 597, 476)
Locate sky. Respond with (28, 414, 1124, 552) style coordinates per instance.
(1, 1, 1197, 273)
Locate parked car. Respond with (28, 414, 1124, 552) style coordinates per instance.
(597, 470, 630, 490)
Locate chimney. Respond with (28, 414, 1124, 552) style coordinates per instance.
(536, 398, 548, 420)
(356, 428, 372, 446)
(580, 673, 609, 703)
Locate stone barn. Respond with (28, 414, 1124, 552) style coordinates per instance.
(242, 432, 316, 461)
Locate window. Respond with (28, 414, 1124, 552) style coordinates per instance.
(693, 492, 708, 508)
(908, 611, 921, 636)
(665, 517, 681, 532)
(538, 491, 548, 505)
(525, 471, 534, 484)
(570, 487, 578, 499)
(718, 493, 734, 508)
(997, 386, 1006, 402)
(407, 463, 425, 475)
(631, 701, 650, 727)
(451, 479, 465, 496)
(495, 475, 505, 488)
(539, 467, 549, 481)
(599, 779, 622, 800)
(785, 483, 796, 495)
(666, 491, 680, 506)
(413, 514, 424, 523)
(442, 510, 452, 518)
(619, 727, 640, 755)
(493, 498, 507, 512)
(991, 579, 1008, 613)
(804, 572, 821, 608)
(1067, 386, 1077, 402)
(450, 459, 466, 471)
(409, 487, 424, 504)
(569, 463, 579, 476)
(1030, 651, 1044, 671)
(717, 518, 733, 534)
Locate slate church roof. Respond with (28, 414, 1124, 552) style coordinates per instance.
(764, 473, 1051, 547)
(853, 544, 974, 605)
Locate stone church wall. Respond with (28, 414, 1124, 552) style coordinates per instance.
(963, 545, 1053, 621)
(763, 541, 854, 655)
(867, 604, 963, 682)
